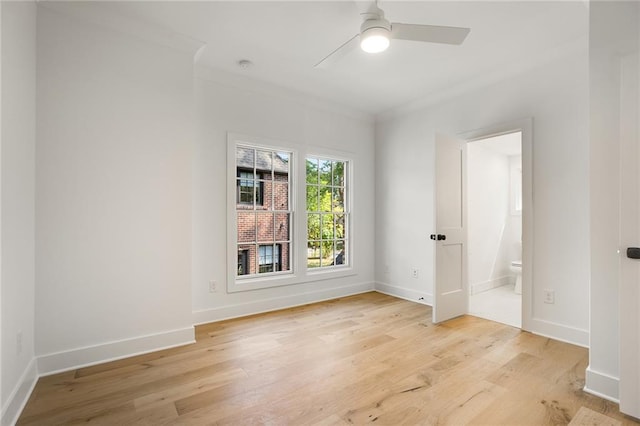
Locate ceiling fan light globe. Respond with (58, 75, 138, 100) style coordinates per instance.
(360, 27, 390, 53)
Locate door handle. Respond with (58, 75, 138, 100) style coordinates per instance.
(627, 247, 640, 259)
(430, 234, 446, 241)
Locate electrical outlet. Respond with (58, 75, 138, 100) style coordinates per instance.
(209, 280, 217, 293)
(384, 265, 390, 274)
(411, 267, 419, 279)
(16, 331, 23, 355)
(543, 289, 555, 304)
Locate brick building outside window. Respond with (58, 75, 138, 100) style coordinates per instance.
(236, 146, 291, 277)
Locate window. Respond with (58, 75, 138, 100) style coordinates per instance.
(228, 134, 355, 292)
(306, 157, 348, 269)
(235, 145, 292, 278)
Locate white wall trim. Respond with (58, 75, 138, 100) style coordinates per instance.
(584, 366, 620, 403)
(470, 276, 513, 295)
(37, 326, 195, 376)
(1, 357, 38, 426)
(193, 282, 374, 325)
(374, 282, 432, 306)
(529, 317, 589, 348)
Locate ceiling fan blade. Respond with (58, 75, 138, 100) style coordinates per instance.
(314, 33, 360, 68)
(391, 23, 470, 45)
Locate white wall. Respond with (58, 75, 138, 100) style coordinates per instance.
(191, 68, 376, 323)
(35, 6, 196, 374)
(467, 144, 521, 293)
(33, 3, 376, 376)
(1, 2, 37, 425)
(375, 45, 590, 345)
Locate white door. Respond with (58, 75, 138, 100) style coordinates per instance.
(433, 133, 467, 323)
(619, 52, 640, 419)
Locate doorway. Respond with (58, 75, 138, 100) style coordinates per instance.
(466, 131, 522, 328)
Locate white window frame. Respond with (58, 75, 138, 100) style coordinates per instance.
(227, 133, 355, 293)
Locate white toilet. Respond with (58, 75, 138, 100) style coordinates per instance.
(511, 260, 522, 294)
(510, 240, 523, 294)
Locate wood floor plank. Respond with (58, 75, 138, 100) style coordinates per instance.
(17, 292, 640, 425)
(569, 406, 622, 426)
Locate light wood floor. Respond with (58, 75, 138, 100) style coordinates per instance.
(18, 292, 639, 425)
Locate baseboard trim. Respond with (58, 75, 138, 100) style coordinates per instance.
(528, 317, 589, 348)
(1, 357, 38, 426)
(584, 366, 620, 403)
(37, 326, 195, 376)
(192, 282, 375, 325)
(470, 276, 513, 295)
(374, 282, 432, 306)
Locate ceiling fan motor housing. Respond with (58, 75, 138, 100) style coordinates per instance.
(360, 17, 391, 35)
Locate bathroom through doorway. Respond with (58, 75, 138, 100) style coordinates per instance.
(466, 131, 522, 328)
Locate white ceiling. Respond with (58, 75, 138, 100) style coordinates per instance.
(75, 1, 589, 115)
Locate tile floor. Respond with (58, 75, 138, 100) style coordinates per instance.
(468, 284, 521, 328)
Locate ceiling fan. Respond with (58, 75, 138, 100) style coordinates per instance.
(314, 2, 471, 68)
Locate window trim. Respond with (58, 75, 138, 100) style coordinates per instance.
(227, 133, 355, 293)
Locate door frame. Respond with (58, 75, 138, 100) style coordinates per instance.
(619, 51, 639, 417)
(458, 118, 533, 332)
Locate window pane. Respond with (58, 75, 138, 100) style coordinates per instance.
(321, 242, 335, 267)
(256, 150, 273, 174)
(332, 161, 345, 186)
(261, 180, 273, 209)
(257, 212, 274, 242)
(237, 245, 252, 276)
(332, 187, 344, 212)
(275, 213, 289, 241)
(335, 240, 346, 265)
(335, 214, 345, 239)
(273, 182, 289, 210)
(306, 159, 318, 184)
(275, 152, 289, 175)
(307, 241, 320, 268)
(237, 170, 257, 205)
(236, 147, 255, 170)
(279, 242, 290, 272)
(321, 214, 334, 240)
(319, 160, 332, 185)
(319, 187, 331, 212)
(237, 178, 255, 205)
(307, 213, 320, 241)
(259, 245, 273, 264)
(258, 244, 282, 274)
(306, 186, 318, 212)
(237, 212, 256, 243)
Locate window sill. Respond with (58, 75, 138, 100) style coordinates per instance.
(227, 267, 356, 293)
